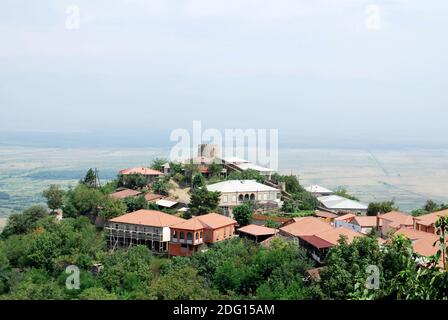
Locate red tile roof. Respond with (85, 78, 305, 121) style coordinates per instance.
(280, 217, 332, 237)
(238, 224, 278, 237)
(379, 211, 413, 226)
(313, 227, 363, 246)
(412, 234, 439, 257)
(414, 209, 448, 227)
(144, 193, 164, 202)
(109, 209, 185, 227)
(394, 228, 435, 241)
(172, 213, 237, 231)
(119, 167, 163, 176)
(301, 235, 334, 249)
(352, 216, 378, 228)
(314, 210, 339, 219)
(334, 213, 356, 222)
(110, 189, 142, 199)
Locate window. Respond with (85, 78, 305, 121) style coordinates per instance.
(238, 194, 243, 201)
(134, 226, 138, 231)
(250, 193, 255, 200)
(244, 194, 249, 201)
(223, 195, 228, 203)
(199, 231, 203, 239)
(173, 231, 177, 239)
(263, 194, 268, 200)
(195, 232, 199, 240)
(232, 196, 236, 202)
(187, 232, 193, 241)
(180, 232, 185, 240)
(224, 228, 227, 237)
(115, 224, 119, 229)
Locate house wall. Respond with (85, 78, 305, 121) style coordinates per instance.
(218, 190, 280, 207)
(107, 222, 166, 239)
(209, 224, 236, 243)
(415, 223, 436, 234)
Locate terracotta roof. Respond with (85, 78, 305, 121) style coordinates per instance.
(334, 213, 356, 222)
(259, 234, 288, 248)
(313, 227, 363, 246)
(314, 210, 338, 219)
(414, 209, 448, 227)
(144, 193, 164, 202)
(109, 209, 185, 227)
(394, 228, 435, 241)
(352, 216, 378, 228)
(199, 165, 210, 173)
(110, 189, 142, 199)
(379, 211, 413, 226)
(195, 213, 237, 229)
(412, 234, 439, 257)
(238, 224, 278, 237)
(172, 213, 237, 231)
(301, 235, 334, 249)
(279, 217, 332, 237)
(172, 218, 205, 231)
(119, 167, 163, 176)
(306, 267, 325, 281)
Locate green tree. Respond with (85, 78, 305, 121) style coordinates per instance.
(207, 163, 223, 177)
(295, 191, 319, 210)
(232, 204, 252, 226)
(1, 205, 48, 239)
(99, 196, 127, 220)
(183, 162, 200, 186)
(367, 200, 398, 216)
(78, 287, 117, 300)
(152, 177, 170, 196)
(265, 219, 280, 229)
(123, 195, 148, 213)
(82, 169, 98, 188)
(0, 243, 11, 294)
(169, 162, 183, 175)
(188, 187, 221, 216)
(42, 184, 65, 213)
(192, 173, 205, 190)
(99, 246, 155, 298)
(118, 173, 147, 190)
(64, 184, 103, 217)
(334, 187, 359, 201)
(150, 158, 168, 172)
(149, 266, 215, 300)
(6, 268, 65, 300)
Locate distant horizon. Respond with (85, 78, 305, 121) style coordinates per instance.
(2, 130, 448, 150)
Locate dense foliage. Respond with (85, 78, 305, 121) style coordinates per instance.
(188, 187, 221, 217)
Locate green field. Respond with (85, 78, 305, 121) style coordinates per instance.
(0, 146, 447, 219)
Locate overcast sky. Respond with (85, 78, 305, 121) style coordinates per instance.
(0, 0, 447, 147)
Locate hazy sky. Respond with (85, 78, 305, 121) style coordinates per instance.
(1, 0, 447, 147)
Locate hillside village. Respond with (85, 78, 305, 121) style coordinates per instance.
(80, 144, 448, 270)
(1, 143, 448, 300)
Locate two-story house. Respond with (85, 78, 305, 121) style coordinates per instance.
(106, 209, 185, 253)
(168, 213, 237, 256)
(206, 180, 281, 216)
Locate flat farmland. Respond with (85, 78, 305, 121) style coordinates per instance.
(0, 146, 447, 218)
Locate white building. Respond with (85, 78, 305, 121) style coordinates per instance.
(304, 185, 334, 197)
(207, 180, 281, 216)
(222, 157, 275, 179)
(317, 195, 368, 214)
